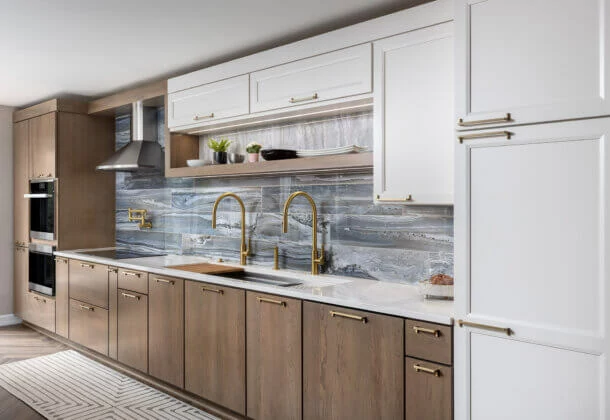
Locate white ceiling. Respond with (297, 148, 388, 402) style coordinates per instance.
(0, 0, 425, 108)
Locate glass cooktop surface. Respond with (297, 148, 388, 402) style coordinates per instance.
(77, 249, 166, 260)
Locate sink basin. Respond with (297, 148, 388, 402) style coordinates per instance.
(213, 271, 302, 287)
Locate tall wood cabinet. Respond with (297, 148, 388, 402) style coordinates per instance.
(29, 112, 56, 179)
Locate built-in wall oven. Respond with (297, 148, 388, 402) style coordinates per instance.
(29, 243, 56, 296)
(24, 179, 56, 241)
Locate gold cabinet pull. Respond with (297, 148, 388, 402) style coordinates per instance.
(413, 364, 441, 377)
(257, 297, 286, 307)
(33, 296, 46, 303)
(79, 304, 94, 311)
(289, 93, 319, 103)
(458, 320, 512, 336)
(376, 194, 412, 202)
(193, 113, 215, 121)
(121, 292, 140, 300)
(330, 310, 367, 324)
(201, 286, 224, 295)
(80, 263, 94, 269)
(413, 326, 441, 337)
(458, 131, 512, 144)
(107, 268, 118, 273)
(55, 258, 67, 264)
(458, 113, 511, 127)
(122, 271, 141, 278)
(155, 278, 175, 285)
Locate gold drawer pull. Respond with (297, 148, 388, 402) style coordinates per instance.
(193, 113, 215, 121)
(79, 304, 94, 311)
(80, 263, 94, 269)
(376, 194, 412, 202)
(55, 258, 67, 264)
(33, 296, 46, 303)
(330, 310, 367, 324)
(458, 131, 512, 144)
(413, 326, 441, 337)
(289, 93, 319, 103)
(257, 297, 286, 306)
(458, 320, 512, 336)
(155, 278, 175, 285)
(107, 268, 118, 273)
(122, 271, 141, 278)
(414, 364, 441, 377)
(458, 113, 511, 127)
(121, 293, 140, 300)
(201, 286, 224, 295)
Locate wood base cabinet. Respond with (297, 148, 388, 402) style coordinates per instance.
(185, 281, 246, 415)
(24, 293, 55, 332)
(246, 292, 301, 420)
(69, 299, 108, 355)
(13, 245, 28, 319)
(405, 357, 452, 420)
(117, 289, 148, 373)
(55, 257, 69, 338)
(303, 302, 404, 420)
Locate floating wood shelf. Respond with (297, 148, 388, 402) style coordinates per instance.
(165, 152, 373, 179)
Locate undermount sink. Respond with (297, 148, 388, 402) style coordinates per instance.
(213, 271, 302, 287)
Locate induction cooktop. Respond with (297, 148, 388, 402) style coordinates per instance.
(77, 249, 166, 260)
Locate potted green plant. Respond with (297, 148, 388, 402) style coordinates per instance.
(246, 142, 263, 163)
(208, 138, 231, 164)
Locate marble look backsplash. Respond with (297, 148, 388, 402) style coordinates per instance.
(115, 109, 453, 284)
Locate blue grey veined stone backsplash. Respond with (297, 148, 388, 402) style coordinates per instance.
(115, 109, 454, 284)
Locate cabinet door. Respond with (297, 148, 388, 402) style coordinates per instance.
(25, 293, 55, 332)
(246, 292, 301, 420)
(373, 22, 454, 205)
(303, 302, 404, 420)
(185, 281, 245, 415)
(117, 289, 148, 373)
(454, 119, 610, 419)
(69, 259, 109, 309)
(250, 44, 372, 113)
(69, 299, 109, 355)
(13, 120, 29, 245)
(456, 0, 610, 129)
(29, 113, 56, 178)
(108, 267, 118, 360)
(13, 246, 28, 319)
(168, 75, 249, 128)
(405, 357, 452, 420)
(55, 257, 69, 338)
(148, 275, 184, 388)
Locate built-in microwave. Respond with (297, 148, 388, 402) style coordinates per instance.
(28, 243, 56, 297)
(24, 179, 55, 241)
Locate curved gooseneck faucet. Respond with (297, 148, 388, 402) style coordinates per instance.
(212, 192, 251, 265)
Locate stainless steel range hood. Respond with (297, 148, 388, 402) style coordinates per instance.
(96, 101, 163, 172)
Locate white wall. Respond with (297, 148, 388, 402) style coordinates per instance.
(0, 107, 13, 315)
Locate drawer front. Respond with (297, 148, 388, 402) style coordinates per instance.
(168, 74, 249, 128)
(405, 357, 452, 420)
(69, 259, 109, 309)
(250, 43, 372, 113)
(117, 289, 148, 373)
(117, 268, 148, 295)
(69, 299, 109, 355)
(405, 319, 452, 365)
(26, 293, 56, 332)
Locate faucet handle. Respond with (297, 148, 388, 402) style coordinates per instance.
(244, 237, 252, 256)
(317, 242, 325, 265)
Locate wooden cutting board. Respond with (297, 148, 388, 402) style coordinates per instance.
(166, 263, 244, 275)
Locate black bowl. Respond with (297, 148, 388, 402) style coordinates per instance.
(261, 149, 298, 161)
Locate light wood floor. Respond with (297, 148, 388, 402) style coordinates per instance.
(0, 324, 67, 420)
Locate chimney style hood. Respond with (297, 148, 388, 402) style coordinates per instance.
(96, 101, 164, 172)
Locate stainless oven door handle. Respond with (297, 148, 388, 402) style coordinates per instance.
(24, 194, 53, 199)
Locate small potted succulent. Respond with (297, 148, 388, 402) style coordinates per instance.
(208, 138, 232, 164)
(246, 142, 263, 163)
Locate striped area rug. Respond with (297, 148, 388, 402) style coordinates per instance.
(0, 350, 219, 419)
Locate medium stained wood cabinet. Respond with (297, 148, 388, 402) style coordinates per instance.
(405, 357, 452, 420)
(148, 275, 184, 388)
(69, 259, 109, 309)
(117, 289, 148, 373)
(185, 280, 246, 415)
(13, 120, 29, 246)
(24, 293, 55, 332)
(29, 112, 56, 179)
(303, 302, 404, 420)
(69, 298, 108, 355)
(55, 256, 69, 338)
(246, 292, 302, 420)
(13, 245, 28, 319)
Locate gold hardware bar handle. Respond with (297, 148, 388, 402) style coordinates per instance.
(155, 278, 175, 285)
(55, 258, 68, 264)
(376, 194, 412, 202)
(121, 293, 141, 300)
(458, 131, 512, 144)
(33, 296, 46, 303)
(458, 113, 511, 127)
(122, 271, 141, 278)
(414, 364, 441, 377)
(289, 93, 319, 104)
(257, 297, 286, 307)
(413, 326, 441, 337)
(330, 310, 368, 324)
(458, 320, 512, 336)
(193, 113, 215, 121)
(107, 268, 118, 273)
(79, 304, 94, 311)
(201, 286, 224, 295)
(80, 263, 95, 269)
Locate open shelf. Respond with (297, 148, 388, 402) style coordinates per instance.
(165, 152, 373, 179)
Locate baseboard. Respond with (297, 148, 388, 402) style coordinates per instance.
(0, 314, 23, 327)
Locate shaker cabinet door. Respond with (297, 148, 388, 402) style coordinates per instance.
(13, 120, 29, 245)
(117, 289, 148, 373)
(29, 112, 56, 178)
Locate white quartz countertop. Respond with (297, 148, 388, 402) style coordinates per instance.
(54, 249, 455, 325)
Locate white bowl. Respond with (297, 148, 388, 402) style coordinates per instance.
(187, 159, 206, 167)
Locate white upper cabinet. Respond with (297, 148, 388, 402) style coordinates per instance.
(456, 0, 610, 129)
(250, 44, 372, 113)
(374, 22, 454, 205)
(167, 75, 249, 129)
(454, 119, 610, 419)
